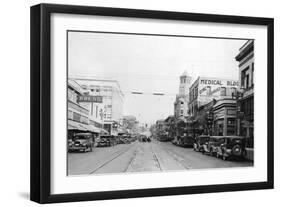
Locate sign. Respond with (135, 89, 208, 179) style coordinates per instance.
(77, 95, 103, 103)
(200, 78, 238, 87)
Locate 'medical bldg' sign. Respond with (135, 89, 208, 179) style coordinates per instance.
(197, 77, 238, 107)
(77, 95, 103, 103)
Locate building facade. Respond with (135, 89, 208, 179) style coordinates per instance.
(212, 98, 237, 136)
(74, 78, 124, 136)
(174, 71, 192, 118)
(235, 40, 254, 151)
(67, 80, 102, 138)
(189, 77, 239, 117)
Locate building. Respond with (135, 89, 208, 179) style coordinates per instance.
(164, 115, 176, 140)
(73, 78, 124, 136)
(174, 71, 192, 118)
(67, 80, 102, 138)
(212, 98, 237, 136)
(235, 40, 254, 160)
(189, 76, 239, 117)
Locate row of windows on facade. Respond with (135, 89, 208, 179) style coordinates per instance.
(68, 89, 113, 120)
(82, 85, 113, 93)
(68, 89, 113, 104)
(240, 96, 254, 116)
(68, 109, 112, 122)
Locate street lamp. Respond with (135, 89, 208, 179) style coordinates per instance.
(232, 87, 245, 136)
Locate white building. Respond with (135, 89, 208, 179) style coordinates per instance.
(174, 71, 192, 118)
(189, 77, 239, 117)
(67, 79, 102, 134)
(73, 78, 124, 136)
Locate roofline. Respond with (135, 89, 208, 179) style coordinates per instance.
(70, 77, 125, 97)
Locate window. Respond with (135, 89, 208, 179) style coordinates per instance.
(68, 110, 73, 120)
(246, 74, 249, 89)
(180, 109, 183, 115)
(220, 87, 226, 96)
(181, 102, 184, 105)
(73, 112, 81, 122)
(241, 66, 250, 89)
(230, 87, 237, 97)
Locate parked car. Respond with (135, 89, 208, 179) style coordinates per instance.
(68, 133, 94, 152)
(216, 136, 246, 160)
(202, 136, 225, 156)
(193, 135, 210, 152)
(96, 135, 117, 147)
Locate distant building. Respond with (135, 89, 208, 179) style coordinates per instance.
(73, 78, 124, 136)
(174, 71, 192, 118)
(189, 77, 239, 117)
(235, 40, 254, 155)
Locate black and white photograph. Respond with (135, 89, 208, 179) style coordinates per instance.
(67, 31, 254, 176)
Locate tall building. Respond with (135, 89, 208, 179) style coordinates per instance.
(235, 40, 254, 154)
(174, 71, 192, 118)
(73, 78, 124, 136)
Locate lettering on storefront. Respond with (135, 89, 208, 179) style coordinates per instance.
(77, 95, 103, 103)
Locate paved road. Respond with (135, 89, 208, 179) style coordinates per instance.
(68, 140, 253, 175)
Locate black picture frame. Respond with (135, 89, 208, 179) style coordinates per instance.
(30, 3, 274, 204)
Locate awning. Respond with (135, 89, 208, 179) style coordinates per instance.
(68, 120, 87, 131)
(84, 124, 101, 133)
(101, 129, 109, 134)
(68, 120, 109, 134)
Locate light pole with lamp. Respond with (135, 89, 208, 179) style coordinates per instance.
(232, 87, 245, 136)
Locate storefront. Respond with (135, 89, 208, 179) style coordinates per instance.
(212, 98, 237, 136)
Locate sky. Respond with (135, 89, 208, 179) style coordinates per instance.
(68, 31, 247, 125)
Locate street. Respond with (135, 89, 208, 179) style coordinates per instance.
(67, 140, 253, 175)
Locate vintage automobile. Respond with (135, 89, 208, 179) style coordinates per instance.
(177, 135, 195, 147)
(202, 136, 225, 156)
(68, 133, 94, 152)
(96, 135, 117, 147)
(216, 136, 246, 160)
(193, 135, 210, 152)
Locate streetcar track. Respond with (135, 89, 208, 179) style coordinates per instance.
(89, 145, 133, 174)
(159, 143, 191, 170)
(151, 144, 163, 171)
(123, 148, 138, 172)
